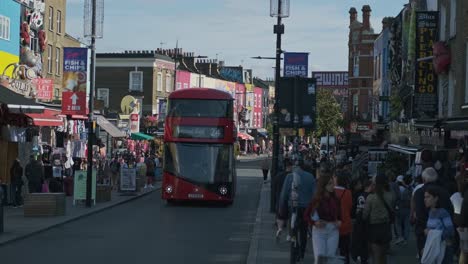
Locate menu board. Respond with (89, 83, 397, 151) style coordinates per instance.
(120, 167, 137, 192)
(73, 170, 97, 205)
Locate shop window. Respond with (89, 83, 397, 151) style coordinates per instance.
(440, 5, 446, 41)
(97, 88, 109, 107)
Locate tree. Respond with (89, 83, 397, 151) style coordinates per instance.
(316, 89, 343, 137)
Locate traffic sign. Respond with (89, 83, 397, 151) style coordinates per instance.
(62, 91, 87, 115)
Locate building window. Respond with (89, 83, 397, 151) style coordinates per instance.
(165, 74, 171, 92)
(55, 47, 60, 75)
(97, 88, 109, 107)
(129, 71, 143, 92)
(176, 82, 181, 90)
(353, 56, 359, 77)
(57, 10, 62, 34)
(48, 7, 54, 31)
(0, 16, 10, 40)
(30, 36, 39, 52)
(440, 5, 446, 41)
(449, 0, 456, 38)
(353, 93, 359, 116)
(47, 45, 53, 73)
(448, 70, 454, 117)
(183, 83, 188, 89)
(157, 72, 162, 91)
(54, 88, 60, 99)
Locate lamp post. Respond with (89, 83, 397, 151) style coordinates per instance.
(270, 0, 289, 213)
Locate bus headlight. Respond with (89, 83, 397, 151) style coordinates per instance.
(219, 186, 228, 195)
(165, 185, 173, 194)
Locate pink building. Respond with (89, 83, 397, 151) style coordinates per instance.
(254, 87, 263, 128)
(176, 70, 191, 90)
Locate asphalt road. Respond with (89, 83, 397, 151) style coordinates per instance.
(0, 160, 264, 264)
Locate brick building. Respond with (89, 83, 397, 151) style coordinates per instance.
(347, 5, 379, 139)
(43, 0, 81, 101)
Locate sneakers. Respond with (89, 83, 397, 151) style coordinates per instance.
(144, 184, 148, 189)
(393, 237, 404, 245)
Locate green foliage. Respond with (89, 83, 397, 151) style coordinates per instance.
(316, 89, 343, 137)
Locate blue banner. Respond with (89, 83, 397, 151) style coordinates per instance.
(283, 52, 309, 78)
(63, 47, 88, 92)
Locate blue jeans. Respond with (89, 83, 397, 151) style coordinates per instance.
(442, 243, 454, 264)
(396, 208, 411, 240)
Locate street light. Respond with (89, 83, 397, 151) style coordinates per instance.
(270, 0, 289, 213)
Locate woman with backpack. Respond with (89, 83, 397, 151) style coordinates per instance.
(363, 172, 395, 264)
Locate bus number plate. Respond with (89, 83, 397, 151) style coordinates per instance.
(188, 193, 204, 199)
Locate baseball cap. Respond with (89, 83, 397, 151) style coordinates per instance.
(396, 175, 404, 183)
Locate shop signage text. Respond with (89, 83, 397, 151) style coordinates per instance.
(32, 78, 53, 100)
(284, 52, 309, 78)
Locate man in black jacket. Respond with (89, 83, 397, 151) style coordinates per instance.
(413, 167, 453, 257)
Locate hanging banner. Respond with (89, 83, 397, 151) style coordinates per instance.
(283, 52, 309, 78)
(277, 77, 316, 128)
(414, 11, 438, 119)
(62, 91, 87, 115)
(63, 47, 88, 92)
(73, 170, 97, 205)
(120, 167, 137, 191)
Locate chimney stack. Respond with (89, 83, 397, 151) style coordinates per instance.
(349, 7, 357, 24)
(382, 17, 393, 30)
(362, 5, 371, 30)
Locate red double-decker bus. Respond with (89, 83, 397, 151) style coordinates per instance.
(161, 88, 237, 204)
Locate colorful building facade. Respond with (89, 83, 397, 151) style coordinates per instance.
(0, 0, 20, 78)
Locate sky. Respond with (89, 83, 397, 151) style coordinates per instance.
(65, 0, 408, 79)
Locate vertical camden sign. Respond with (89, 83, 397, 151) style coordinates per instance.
(283, 52, 309, 78)
(414, 11, 438, 119)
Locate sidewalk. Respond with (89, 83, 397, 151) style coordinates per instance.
(247, 181, 419, 263)
(0, 182, 161, 246)
(237, 153, 268, 162)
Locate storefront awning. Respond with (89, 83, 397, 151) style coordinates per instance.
(444, 117, 468, 131)
(0, 84, 44, 113)
(414, 119, 441, 129)
(70, 115, 88, 119)
(131, 132, 154, 140)
(26, 109, 64, 127)
(96, 116, 126, 138)
(388, 144, 420, 155)
(238, 132, 254, 141)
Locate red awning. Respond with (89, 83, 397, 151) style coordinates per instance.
(238, 132, 254, 140)
(71, 115, 88, 119)
(26, 109, 64, 127)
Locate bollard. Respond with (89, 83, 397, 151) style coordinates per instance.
(0, 187, 3, 233)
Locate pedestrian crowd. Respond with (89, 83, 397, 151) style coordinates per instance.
(5, 150, 163, 208)
(263, 142, 468, 264)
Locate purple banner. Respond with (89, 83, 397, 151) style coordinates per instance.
(283, 52, 309, 78)
(63, 47, 88, 92)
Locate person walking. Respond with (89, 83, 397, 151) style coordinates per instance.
(423, 186, 455, 264)
(145, 154, 156, 189)
(363, 172, 395, 264)
(261, 155, 272, 183)
(279, 157, 317, 260)
(25, 155, 44, 193)
(10, 159, 24, 207)
(351, 178, 373, 264)
(413, 167, 453, 258)
(274, 158, 293, 238)
(395, 175, 412, 245)
(335, 171, 353, 264)
(304, 171, 341, 263)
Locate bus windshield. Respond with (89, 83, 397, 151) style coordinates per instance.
(164, 143, 233, 183)
(167, 99, 233, 118)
